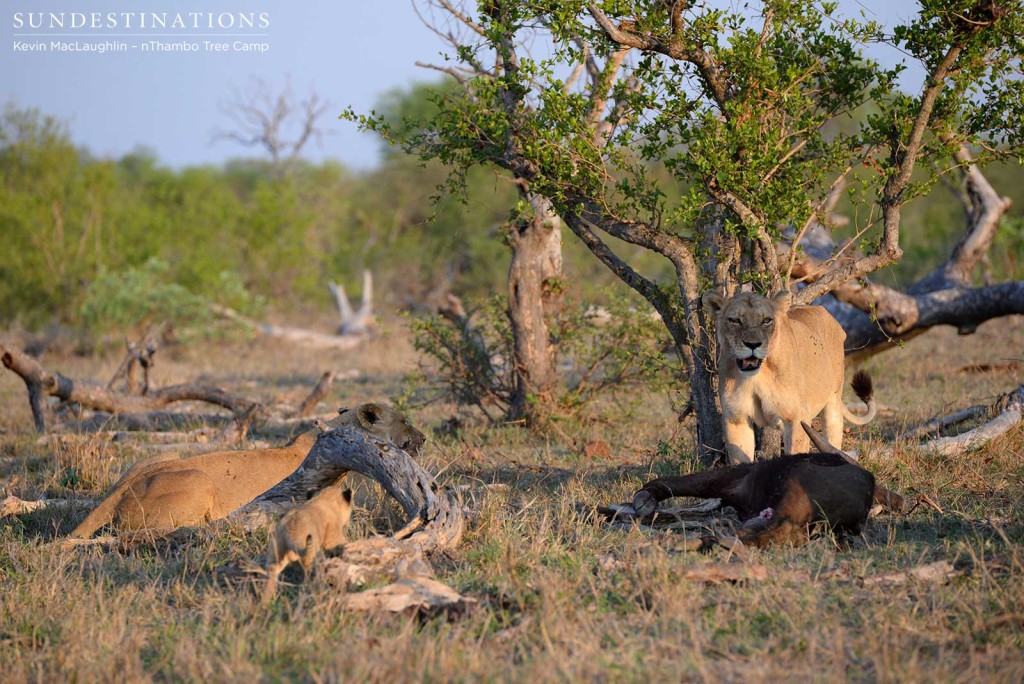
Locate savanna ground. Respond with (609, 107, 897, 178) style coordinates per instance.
(1, 315, 1022, 682)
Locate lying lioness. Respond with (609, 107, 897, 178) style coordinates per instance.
(67, 403, 425, 538)
(263, 486, 353, 603)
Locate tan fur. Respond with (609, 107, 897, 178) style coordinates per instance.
(68, 403, 425, 538)
(702, 291, 876, 465)
(262, 487, 353, 603)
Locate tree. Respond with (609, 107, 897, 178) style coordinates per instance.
(350, 0, 1023, 462)
(213, 78, 330, 179)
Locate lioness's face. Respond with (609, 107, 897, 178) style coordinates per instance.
(702, 291, 790, 376)
(328, 403, 427, 455)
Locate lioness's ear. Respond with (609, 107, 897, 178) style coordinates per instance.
(342, 489, 353, 504)
(357, 403, 381, 428)
(772, 290, 792, 313)
(702, 291, 726, 316)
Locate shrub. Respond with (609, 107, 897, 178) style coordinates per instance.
(409, 293, 680, 420)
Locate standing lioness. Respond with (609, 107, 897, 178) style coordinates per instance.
(68, 403, 425, 538)
(703, 290, 875, 464)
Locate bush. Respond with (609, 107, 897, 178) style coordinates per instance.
(79, 258, 263, 340)
(409, 293, 680, 420)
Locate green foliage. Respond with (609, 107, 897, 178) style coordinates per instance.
(991, 215, 1024, 282)
(79, 258, 263, 339)
(411, 295, 515, 417)
(348, 0, 1023, 297)
(557, 297, 679, 408)
(0, 105, 117, 325)
(0, 100, 521, 331)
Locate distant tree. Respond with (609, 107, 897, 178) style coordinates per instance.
(350, 0, 1024, 462)
(213, 78, 330, 179)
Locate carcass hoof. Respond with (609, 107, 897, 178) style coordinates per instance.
(632, 490, 658, 518)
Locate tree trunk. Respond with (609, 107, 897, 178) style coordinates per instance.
(672, 244, 726, 466)
(506, 194, 563, 424)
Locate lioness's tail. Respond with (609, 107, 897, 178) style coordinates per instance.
(67, 487, 127, 539)
(842, 370, 877, 426)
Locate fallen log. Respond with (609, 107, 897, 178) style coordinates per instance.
(343, 574, 475, 613)
(869, 384, 1024, 461)
(210, 296, 369, 351)
(902, 404, 989, 440)
(782, 147, 1021, 359)
(0, 339, 256, 432)
(226, 425, 464, 602)
(295, 371, 336, 418)
(1, 495, 93, 518)
(232, 427, 462, 545)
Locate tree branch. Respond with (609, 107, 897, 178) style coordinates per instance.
(795, 17, 992, 305)
(587, 3, 731, 107)
(911, 146, 1014, 292)
(0, 338, 257, 431)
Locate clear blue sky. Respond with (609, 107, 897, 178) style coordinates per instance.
(3, 1, 924, 170)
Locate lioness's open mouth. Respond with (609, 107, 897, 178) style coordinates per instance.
(737, 357, 762, 372)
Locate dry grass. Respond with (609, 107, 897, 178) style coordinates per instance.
(2, 316, 1023, 682)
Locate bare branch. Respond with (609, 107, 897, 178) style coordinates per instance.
(587, 47, 631, 136)
(213, 78, 330, 177)
(587, 3, 732, 107)
(437, 0, 486, 37)
(912, 145, 1014, 292)
(0, 338, 257, 431)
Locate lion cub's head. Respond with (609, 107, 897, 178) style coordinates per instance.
(702, 290, 792, 375)
(326, 402, 427, 456)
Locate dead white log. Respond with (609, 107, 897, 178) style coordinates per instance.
(920, 405, 1022, 457)
(869, 384, 1023, 461)
(209, 304, 368, 351)
(1, 495, 93, 518)
(902, 405, 989, 440)
(329, 271, 374, 335)
(344, 575, 474, 613)
(249, 324, 367, 350)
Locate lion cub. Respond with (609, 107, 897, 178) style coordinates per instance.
(263, 486, 353, 603)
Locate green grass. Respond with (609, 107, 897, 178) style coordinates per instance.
(1, 317, 1023, 682)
